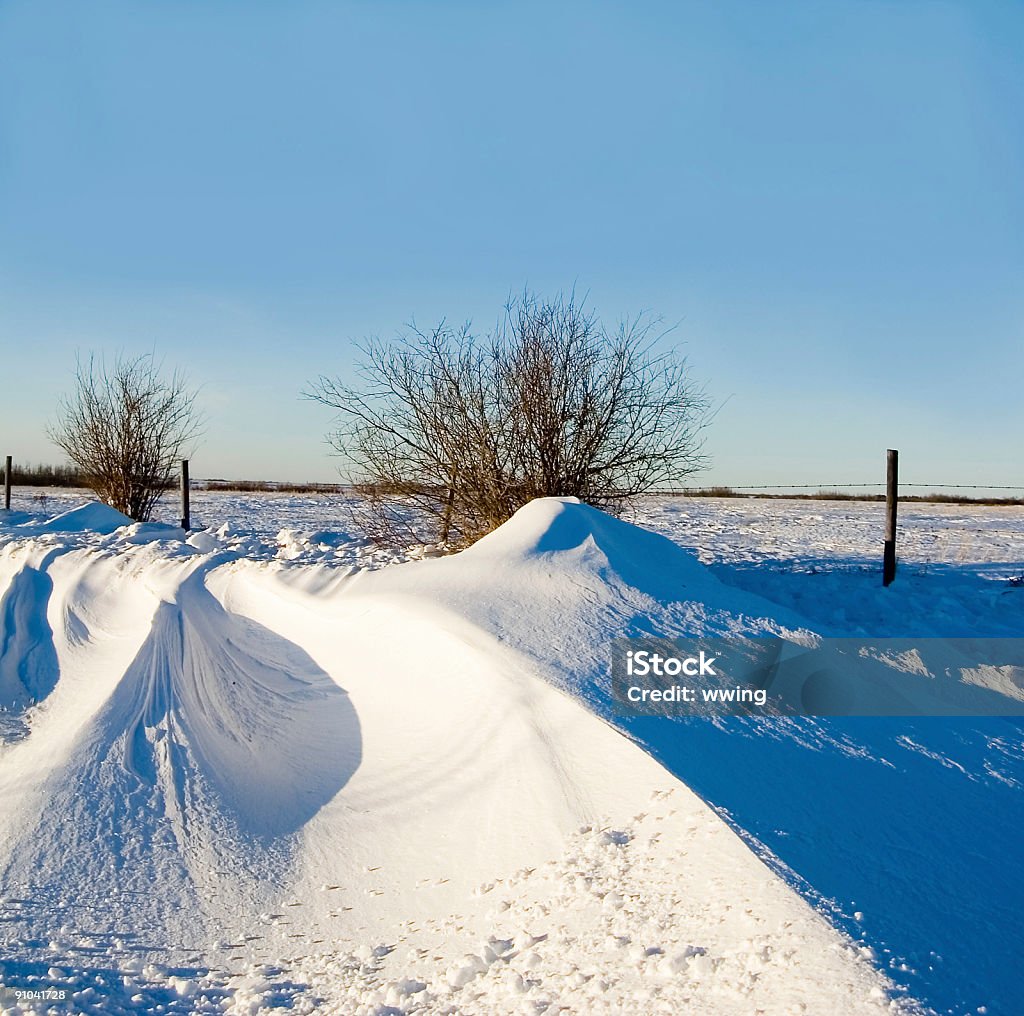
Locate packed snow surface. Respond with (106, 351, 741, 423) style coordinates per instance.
(1, 490, 1022, 1015)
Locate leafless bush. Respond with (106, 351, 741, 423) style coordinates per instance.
(48, 354, 203, 521)
(307, 291, 708, 546)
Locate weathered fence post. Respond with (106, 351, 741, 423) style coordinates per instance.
(3, 455, 11, 511)
(883, 448, 898, 586)
(180, 459, 191, 531)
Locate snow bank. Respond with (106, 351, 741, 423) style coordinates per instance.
(0, 496, 968, 1013)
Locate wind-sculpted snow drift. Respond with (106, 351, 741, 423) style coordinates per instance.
(0, 497, 1018, 1013)
(0, 540, 360, 959)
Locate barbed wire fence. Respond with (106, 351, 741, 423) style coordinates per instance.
(646, 463, 1024, 583)
(658, 482, 1024, 494)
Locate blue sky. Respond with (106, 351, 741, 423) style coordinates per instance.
(1, 1, 1021, 487)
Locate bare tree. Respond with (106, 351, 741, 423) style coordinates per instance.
(49, 354, 203, 522)
(307, 291, 708, 546)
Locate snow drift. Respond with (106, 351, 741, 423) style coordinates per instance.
(2, 496, 1016, 1012)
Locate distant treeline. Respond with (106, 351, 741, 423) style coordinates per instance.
(2, 465, 347, 494)
(5, 462, 84, 487)
(202, 479, 348, 494)
(672, 486, 1024, 507)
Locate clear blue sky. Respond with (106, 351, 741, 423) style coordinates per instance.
(1, 1, 1021, 487)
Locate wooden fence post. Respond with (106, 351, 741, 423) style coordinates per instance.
(180, 459, 191, 531)
(3, 456, 11, 511)
(883, 448, 898, 586)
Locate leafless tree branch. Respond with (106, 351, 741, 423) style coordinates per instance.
(306, 291, 708, 546)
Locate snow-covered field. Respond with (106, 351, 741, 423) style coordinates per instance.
(1, 489, 1022, 1015)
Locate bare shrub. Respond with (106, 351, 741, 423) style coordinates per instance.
(48, 354, 203, 521)
(307, 291, 708, 546)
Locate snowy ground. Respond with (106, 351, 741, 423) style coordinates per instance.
(12, 488, 1024, 582)
(627, 496, 1024, 640)
(0, 489, 1022, 1015)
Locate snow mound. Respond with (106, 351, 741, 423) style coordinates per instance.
(463, 496, 708, 599)
(398, 498, 1024, 716)
(33, 500, 133, 534)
